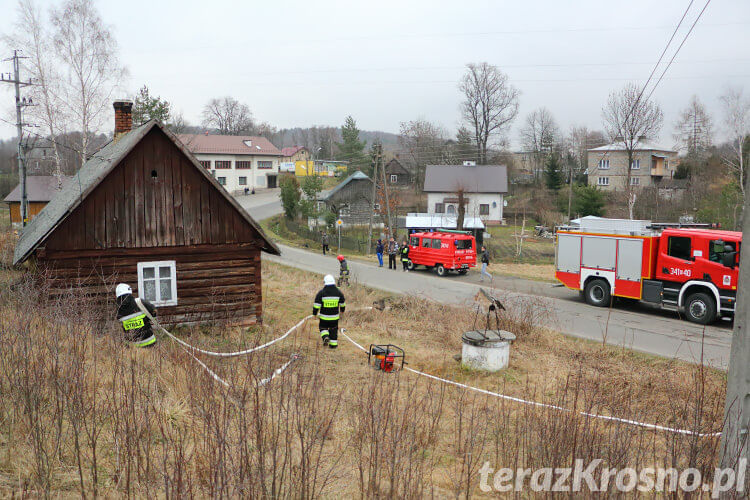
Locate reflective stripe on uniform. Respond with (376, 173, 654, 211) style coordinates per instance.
(313, 303, 322, 309)
(319, 313, 340, 320)
(322, 296, 340, 308)
(131, 334, 156, 348)
(121, 313, 146, 331)
(320, 330, 329, 337)
(328, 340, 338, 346)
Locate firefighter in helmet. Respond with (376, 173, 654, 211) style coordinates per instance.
(115, 283, 158, 348)
(400, 238, 410, 271)
(312, 274, 346, 349)
(337, 254, 350, 286)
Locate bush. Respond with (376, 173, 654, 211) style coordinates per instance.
(279, 175, 301, 219)
(565, 184, 606, 217)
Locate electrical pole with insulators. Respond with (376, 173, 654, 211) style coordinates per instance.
(720, 173, 750, 490)
(1, 50, 34, 227)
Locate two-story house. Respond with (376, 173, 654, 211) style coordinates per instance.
(178, 134, 283, 193)
(587, 141, 678, 191)
(280, 146, 309, 173)
(423, 164, 508, 225)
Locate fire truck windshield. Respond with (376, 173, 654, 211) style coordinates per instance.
(454, 239, 472, 250)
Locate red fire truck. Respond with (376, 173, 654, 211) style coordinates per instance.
(406, 231, 477, 276)
(554, 217, 741, 324)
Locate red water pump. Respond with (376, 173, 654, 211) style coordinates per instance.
(368, 344, 405, 373)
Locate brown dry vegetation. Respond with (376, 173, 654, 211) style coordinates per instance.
(0, 258, 735, 497)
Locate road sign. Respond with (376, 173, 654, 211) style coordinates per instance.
(336, 219, 343, 226)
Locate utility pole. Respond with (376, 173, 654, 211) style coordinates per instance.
(720, 173, 750, 489)
(379, 145, 393, 238)
(1, 50, 34, 227)
(367, 143, 379, 255)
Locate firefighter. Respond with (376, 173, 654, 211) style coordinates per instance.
(400, 238, 410, 271)
(313, 274, 346, 349)
(115, 283, 158, 348)
(337, 254, 350, 286)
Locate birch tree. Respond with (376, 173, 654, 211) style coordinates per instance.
(519, 107, 560, 182)
(459, 63, 519, 165)
(674, 95, 713, 157)
(720, 87, 750, 197)
(51, 0, 126, 164)
(601, 83, 663, 219)
(5, 0, 66, 183)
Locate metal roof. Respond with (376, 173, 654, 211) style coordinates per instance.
(178, 133, 282, 156)
(401, 212, 485, 230)
(3, 175, 72, 203)
(423, 165, 508, 193)
(321, 171, 371, 201)
(14, 120, 280, 264)
(587, 140, 677, 153)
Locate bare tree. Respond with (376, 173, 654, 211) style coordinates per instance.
(674, 95, 713, 157)
(5, 0, 67, 184)
(519, 107, 560, 182)
(201, 96, 255, 135)
(601, 82, 663, 219)
(459, 62, 519, 165)
(719, 87, 750, 197)
(566, 126, 605, 220)
(398, 118, 449, 192)
(51, 0, 126, 163)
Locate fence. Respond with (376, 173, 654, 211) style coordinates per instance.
(282, 219, 374, 254)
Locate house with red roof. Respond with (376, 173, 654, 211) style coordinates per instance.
(178, 134, 283, 192)
(280, 145, 310, 173)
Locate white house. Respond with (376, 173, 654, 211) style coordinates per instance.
(423, 164, 508, 225)
(178, 134, 283, 194)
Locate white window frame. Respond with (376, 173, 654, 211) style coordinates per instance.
(238, 176, 247, 185)
(374, 203, 381, 210)
(630, 177, 640, 186)
(631, 159, 640, 170)
(390, 174, 398, 183)
(217, 176, 227, 186)
(137, 260, 178, 306)
(597, 177, 610, 186)
(598, 158, 610, 170)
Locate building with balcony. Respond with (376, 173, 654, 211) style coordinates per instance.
(586, 141, 678, 190)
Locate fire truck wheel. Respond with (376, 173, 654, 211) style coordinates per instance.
(584, 279, 611, 307)
(684, 293, 716, 325)
(407, 260, 416, 271)
(435, 264, 447, 277)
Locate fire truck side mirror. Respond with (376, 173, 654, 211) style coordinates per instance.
(721, 252, 736, 269)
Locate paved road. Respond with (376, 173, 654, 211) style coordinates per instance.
(235, 190, 734, 368)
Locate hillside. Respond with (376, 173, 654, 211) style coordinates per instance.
(0, 253, 726, 496)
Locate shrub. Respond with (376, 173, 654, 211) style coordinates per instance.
(279, 175, 301, 219)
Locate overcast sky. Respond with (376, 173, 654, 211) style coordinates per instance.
(0, 0, 748, 147)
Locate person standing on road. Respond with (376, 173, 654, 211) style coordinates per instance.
(387, 237, 398, 270)
(375, 238, 384, 267)
(322, 232, 329, 255)
(479, 245, 493, 282)
(312, 274, 346, 349)
(400, 239, 410, 272)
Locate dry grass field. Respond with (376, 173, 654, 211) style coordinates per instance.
(0, 240, 732, 496)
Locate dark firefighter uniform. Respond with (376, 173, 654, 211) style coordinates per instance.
(400, 243, 410, 271)
(313, 280, 346, 349)
(116, 293, 158, 348)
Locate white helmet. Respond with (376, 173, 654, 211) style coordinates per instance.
(323, 274, 336, 286)
(115, 283, 132, 297)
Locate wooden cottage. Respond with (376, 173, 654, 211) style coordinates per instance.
(320, 171, 377, 226)
(13, 101, 280, 326)
(3, 175, 71, 226)
(384, 159, 412, 188)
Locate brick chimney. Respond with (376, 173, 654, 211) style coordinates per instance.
(113, 100, 133, 141)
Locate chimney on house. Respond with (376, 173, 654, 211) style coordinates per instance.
(113, 100, 133, 141)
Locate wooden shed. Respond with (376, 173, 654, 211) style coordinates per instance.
(320, 171, 377, 226)
(13, 107, 280, 326)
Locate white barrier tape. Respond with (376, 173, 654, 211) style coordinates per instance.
(339, 328, 721, 438)
(160, 315, 314, 358)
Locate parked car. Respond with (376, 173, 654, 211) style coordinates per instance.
(406, 231, 477, 276)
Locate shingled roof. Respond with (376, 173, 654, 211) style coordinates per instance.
(3, 175, 71, 203)
(423, 165, 508, 193)
(178, 134, 282, 156)
(14, 120, 280, 264)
